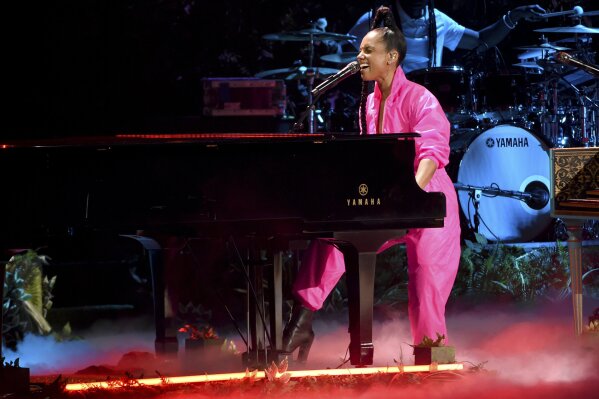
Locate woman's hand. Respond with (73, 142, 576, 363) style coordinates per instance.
(415, 159, 437, 190)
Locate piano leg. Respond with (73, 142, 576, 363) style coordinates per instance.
(247, 261, 265, 361)
(242, 244, 283, 367)
(335, 240, 375, 366)
(268, 251, 284, 351)
(566, 220, 585, 335)
(0, 261, 5, 362)
(120, 235, 178, 354)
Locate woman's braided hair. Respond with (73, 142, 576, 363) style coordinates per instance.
(427, 0, 438, 67)
(358, 6, 406, 134)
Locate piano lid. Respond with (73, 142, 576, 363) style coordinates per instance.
(0, 132, 443, 246)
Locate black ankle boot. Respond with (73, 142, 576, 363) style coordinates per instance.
(282, 303, 314, 362)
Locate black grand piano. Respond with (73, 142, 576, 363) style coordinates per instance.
(0, 132, 445, 366)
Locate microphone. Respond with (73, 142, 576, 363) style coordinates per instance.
(454, 181, 549, 210)
(311, 60, 361, 97)
(556, 52, 599, 77)
(541, 6, 583, 18)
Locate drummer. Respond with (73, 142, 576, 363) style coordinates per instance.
(347, 0, 546, 73)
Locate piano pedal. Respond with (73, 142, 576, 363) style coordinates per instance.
(349, 342, 374, 367)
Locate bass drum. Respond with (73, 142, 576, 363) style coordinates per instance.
(456, 125, 551, 242)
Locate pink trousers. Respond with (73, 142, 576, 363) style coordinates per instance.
(293, 170, 461, 345)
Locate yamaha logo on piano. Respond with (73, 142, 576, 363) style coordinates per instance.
(358, 184, 368, 196)
(347, 184, 382, 207)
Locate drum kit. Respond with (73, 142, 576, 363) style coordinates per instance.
(257, 26, 358, 132)
(446, 20, 598, 243)
(257, 12, 598, 242)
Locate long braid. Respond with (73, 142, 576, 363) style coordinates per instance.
(359, 81, 370, 134)
(428, 0, 437, 67)
(360, 7, 406, 134)
(359, 8, 385, 134)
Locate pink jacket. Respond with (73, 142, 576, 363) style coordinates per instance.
(363, 67, 460, 254)
(363, 67, 451, 174)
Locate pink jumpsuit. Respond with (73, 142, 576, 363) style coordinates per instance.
(293, 67, 461, 345)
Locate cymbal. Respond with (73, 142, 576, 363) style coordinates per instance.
(515, 43, 571, 51)
(513, 62, 544, 70)
(320, 51, 429, 64)
(255, 66, 339, 80)
(517, 49, 554, 60)
(554, 36, 592, 44)
(535, 24, 599, 34)
(320, 52, 359, 64)
(535, 58, 566, 70)
(263, 29, 357, 42)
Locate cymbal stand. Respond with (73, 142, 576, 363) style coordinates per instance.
(289, 30, 320, 133)
(541, 79, 561, 147)
(306, 32, 317, 133)
(557, 74, 599, 147)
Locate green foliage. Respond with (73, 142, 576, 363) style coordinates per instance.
(1, 357, 21, 368)
(374, 245, 409, 307)
(2, 264, 31, 350)
(317, 234, 594, 313)
(2, 250, 55, 350)
(412, 333, 446, 348)
(452, 235, 572, 303)
(322, 286, 347, 313)
(321, 244, 408, 313)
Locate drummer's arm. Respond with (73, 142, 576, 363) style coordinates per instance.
(457, 4, 546, 51)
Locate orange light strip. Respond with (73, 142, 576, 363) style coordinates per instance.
(64, 363, 463, 391)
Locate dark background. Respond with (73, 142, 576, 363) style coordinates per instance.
(5, 0, 597, 139)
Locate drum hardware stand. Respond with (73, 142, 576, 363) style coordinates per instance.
(454, 183, 482, 233)
(288, 30, 320, 133)
(471, 188, 482, 233)
(556, 73, 599, 147)
(291, 61, 360, 133)
(306, 31, 317, 133)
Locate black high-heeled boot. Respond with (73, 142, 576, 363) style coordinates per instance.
(281, 303, 314, 362)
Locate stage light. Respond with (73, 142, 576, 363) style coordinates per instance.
(65, 363, 463, 391)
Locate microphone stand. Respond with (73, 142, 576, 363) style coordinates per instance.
(290, 91, 323, 133)
(470, 188, 482, 234)
(455, 182, 548, 203)
(454, 182, 550, 227)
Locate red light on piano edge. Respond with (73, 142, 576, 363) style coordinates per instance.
(116, 133, 324, 140)
(0, 144, 12, 149)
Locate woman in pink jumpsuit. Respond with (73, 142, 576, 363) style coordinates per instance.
(282, 6, 461, 361)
